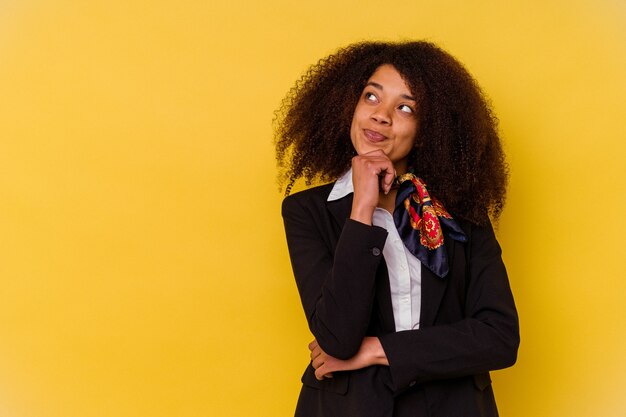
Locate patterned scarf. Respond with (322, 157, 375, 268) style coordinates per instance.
(393, 173, 467, 278)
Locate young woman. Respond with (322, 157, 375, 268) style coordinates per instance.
(275, 41, 519, 417)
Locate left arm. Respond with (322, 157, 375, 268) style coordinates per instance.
(378, 220, 519, 391)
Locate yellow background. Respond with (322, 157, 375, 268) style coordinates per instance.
(1, 1, 624, 416)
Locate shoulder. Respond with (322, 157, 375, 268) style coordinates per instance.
(458, 216, 503, 261)
(456, 213, 496, 241)
(281, 182, 335, 216)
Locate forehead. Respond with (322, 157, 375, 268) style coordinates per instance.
(365, 64, 415, 97)
(367, 64, 410, 86)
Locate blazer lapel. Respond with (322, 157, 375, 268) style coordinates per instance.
(420, 236, 456, 327)
(326, 193, 353, 230)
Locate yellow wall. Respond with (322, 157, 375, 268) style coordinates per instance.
(0, 1, 624, 416)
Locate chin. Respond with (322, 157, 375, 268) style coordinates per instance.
(355, 142, 387, 156)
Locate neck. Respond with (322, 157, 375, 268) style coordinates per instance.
(377, 161, 406, 214)
(394, 161, 409, 176)
(378, 189, 397, 214)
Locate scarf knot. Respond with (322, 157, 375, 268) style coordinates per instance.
(393, 173, 467, 278)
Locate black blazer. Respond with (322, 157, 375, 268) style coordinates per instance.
(282, 182, 519, 417)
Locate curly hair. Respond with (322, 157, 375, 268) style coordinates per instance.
(274, 41, 508, 225)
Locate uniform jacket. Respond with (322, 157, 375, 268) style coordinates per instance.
(282, 182, 519, 417)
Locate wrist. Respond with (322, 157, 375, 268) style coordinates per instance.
(350, 202, 374, 225)
(364, 337, 389, 366)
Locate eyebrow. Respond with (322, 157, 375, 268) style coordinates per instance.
(366, 81, 416, 101)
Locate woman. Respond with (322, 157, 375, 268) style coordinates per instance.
(275, 41, 519, 417)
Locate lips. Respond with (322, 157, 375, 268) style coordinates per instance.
(363, 129, 387, 143)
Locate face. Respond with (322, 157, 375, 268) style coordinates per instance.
(350, 64, 418, 174)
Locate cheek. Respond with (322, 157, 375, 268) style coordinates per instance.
(399, 140, 415, 157)
(399, 125, 418, 150)
(405, 120, 419, 146)
(349, 109, 361, 148)
(349, 117, 357, 140)
(393, 137, 417, 160)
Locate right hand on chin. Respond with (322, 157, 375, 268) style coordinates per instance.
(350, 150, 395, 225)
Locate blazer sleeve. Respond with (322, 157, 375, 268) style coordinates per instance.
(378, 219, 520, 393)
(282, 194, 388, 359)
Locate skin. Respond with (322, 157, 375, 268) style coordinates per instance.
(350, 64, 418, 221)
(310, 64, 419, 380)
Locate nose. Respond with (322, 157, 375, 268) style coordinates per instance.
(371, 105, 392, 125)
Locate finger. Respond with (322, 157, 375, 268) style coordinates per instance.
(310, 347, 322, 361)
(315, 360, 337, 380)
(382, 168, 396, 194)
(352, 153, 390, 165)
(361, 149, 387, 157)
(352, 160, 393, 182)
(315, 364, 327, 380)
(312, 354, 325, 369)
(364, 160, 393, 178)
(308, 340, 318, 351)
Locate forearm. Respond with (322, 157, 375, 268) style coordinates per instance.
(363, 336, 389, 366)
(379, 315, 518, 390)
(310, 222, 383, 358)
(310, 337, 389, 380)
(283, 196, 388, 359)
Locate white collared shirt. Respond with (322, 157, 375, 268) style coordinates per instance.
(328, 169, 421, 331)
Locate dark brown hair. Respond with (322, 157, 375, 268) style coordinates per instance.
(274, 41, 508, 225)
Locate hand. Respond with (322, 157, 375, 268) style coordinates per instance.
(308, 337, 389, 380)
(350, 150, 396, 225)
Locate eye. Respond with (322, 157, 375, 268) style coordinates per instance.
(399, 104, 414, 114)
(364, 92, 378, 102)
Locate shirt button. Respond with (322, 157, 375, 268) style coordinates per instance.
(372, 247, 381, 256)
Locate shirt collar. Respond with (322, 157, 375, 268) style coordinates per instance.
(327, 168, 354, 202)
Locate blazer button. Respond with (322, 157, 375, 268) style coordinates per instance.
(409, 381, 416, 387)
(372, 247, 381, 256)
